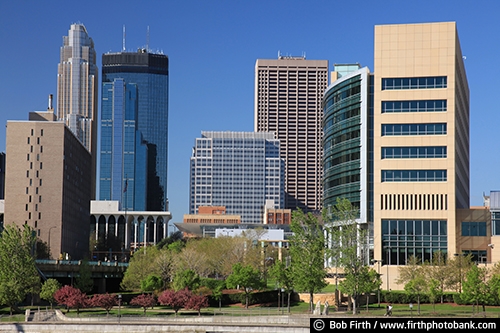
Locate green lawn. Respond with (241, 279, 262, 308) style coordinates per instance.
(2, 301, 500, 321)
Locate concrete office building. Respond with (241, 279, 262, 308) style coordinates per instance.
(189, 131, 284, 224)
(4, 108, 91, 259)
(56, 23, 98, 198)
(323, 22, 473, 289)
(255, 55, 328, 213)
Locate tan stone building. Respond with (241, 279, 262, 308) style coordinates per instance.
(4, 110, 91, 259)
(255, 55, 328, 213)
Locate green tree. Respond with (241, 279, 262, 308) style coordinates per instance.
(462, 264, 490, 315)
(269, 259, 294, 313)
(172, 269, 200, 291)
(225, 263, 264, 309)
(0, 224, 40, 315)
(445, 253, 473, 293)
(397, 255, 426, 315)
(427, 278, 442, 313)
(35, 239, 51, 259)
(121, 246, 161, 290)
(40, 279, 62, 309)
(75, 259, 94, 293)
(200, 278, 225, 310)
(427, 251, 447, 303)
(141, 274, 163, 293)
(289, 209, 327, 313)
(324, 198, 368, 314)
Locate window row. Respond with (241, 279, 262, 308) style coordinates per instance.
(382, 146, 447, 159)
(382, 170, 447, 182)
(382, 76, 447, 90)
(461, 222, 487, 236)
(382, 123, 446, 136)
(382, 100, 447, 113)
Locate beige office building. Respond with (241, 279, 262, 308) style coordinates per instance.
(372, 22, 469, 287)
(255, 55, 328, 213)
(4, 110, 92, 259)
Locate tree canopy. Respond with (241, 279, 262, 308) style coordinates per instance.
(289, 209, 327, 313)
(0, 224, 40, 315)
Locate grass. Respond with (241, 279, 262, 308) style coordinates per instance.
(3, 302, 500, 322)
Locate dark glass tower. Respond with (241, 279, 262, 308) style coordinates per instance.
(101, 50, 169, 211)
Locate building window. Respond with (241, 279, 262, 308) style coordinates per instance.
(492, 212, 500, 236)
(382, 100, 447, 113)
(462, 250, 487, 264)
(382, 146, 447, 159)
(39, 196, 42, 203)
(382, 219, 447, 265)
(40, 162, 43, 169)
(40, 129, 43, 136)
(382, 170, 447, 182)
(382, 76, 447, 90)
(26, 170, 29, 177)
(461, 222, 487, 236)
(38, 212, 41, 219)
(382, 123, 447, 136)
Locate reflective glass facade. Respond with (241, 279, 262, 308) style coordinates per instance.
(101, 51, 169, 211)
(189, 132, 284, 224)
(322, 66, 371, 224)
(100, 79, 147, 210)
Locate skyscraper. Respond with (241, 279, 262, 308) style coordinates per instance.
(101, 49, 169, 211)
(189, 131, 284, 224)
(57, 23, 98, 198)
(100, 78, 147, 211)
(255, 55, 328, 213)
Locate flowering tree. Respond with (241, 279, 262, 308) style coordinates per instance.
(90, 293, 117, 315)
(158, 288, 191, 316)
(130, 294, 156, 315)
(54, 285, 88, 314)
(185, 293, 209, 316)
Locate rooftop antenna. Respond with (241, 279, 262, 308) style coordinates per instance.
(146, 26, 150, 52)
(122, 25, 126, 52)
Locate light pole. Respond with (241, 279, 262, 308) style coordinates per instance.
(454, 253, 462, 293)
(386, 248, 391, 291)
(371, 259, 381, 307)
(118, 294, 122, 323)
(48, 226, 56, 259)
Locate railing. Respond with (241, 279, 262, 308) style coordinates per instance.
(35, 259, 129, 267)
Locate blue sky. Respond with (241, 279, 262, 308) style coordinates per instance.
(1, 0, 499, 224)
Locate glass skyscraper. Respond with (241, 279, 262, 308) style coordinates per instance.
(190, 131, 284, 224)
(100, 50, 169, 211)
(100, 78, 147, 211)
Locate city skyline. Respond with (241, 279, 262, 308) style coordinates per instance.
(1, 1, 499, 224)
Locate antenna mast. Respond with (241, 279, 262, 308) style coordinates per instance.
(122, 25, 126, 51)
(146, 26, 150, 52)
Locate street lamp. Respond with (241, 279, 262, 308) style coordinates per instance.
(48, 226, 57, 259)
(371, 259, 381, 307)
(118, 294, 122, 323)
(454, 253, 463, 293)
(386, 248, 391, 291)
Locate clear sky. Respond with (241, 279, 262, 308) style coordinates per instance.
(1, 0, 499, 225)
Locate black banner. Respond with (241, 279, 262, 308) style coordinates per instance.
(310, 317, 500, 332)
